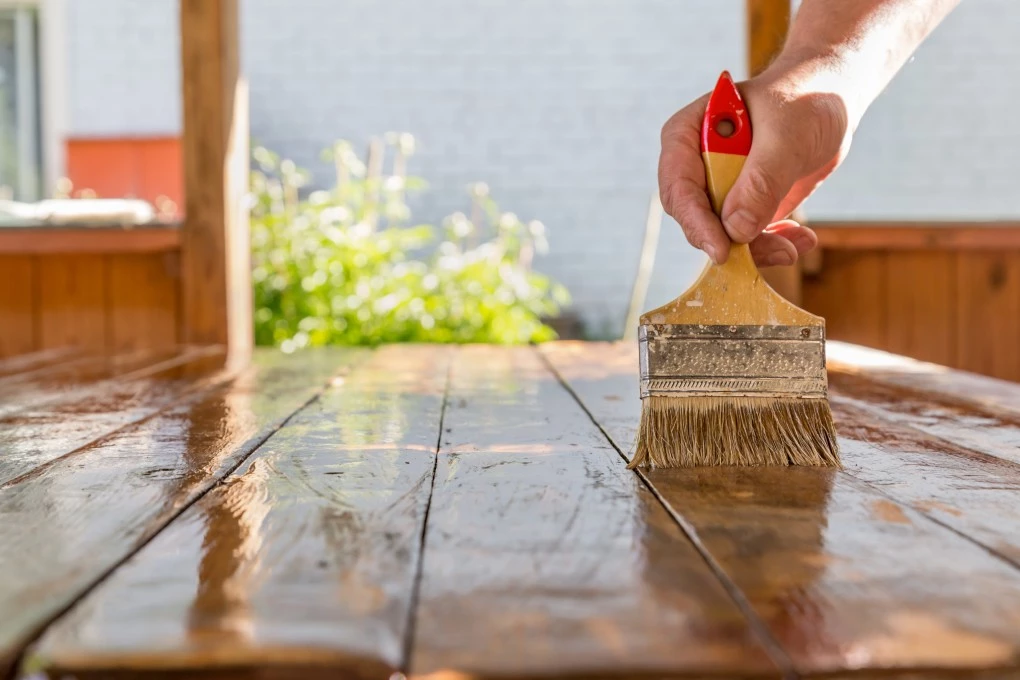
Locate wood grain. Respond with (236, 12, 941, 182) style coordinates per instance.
(802, 250, 887, 350)
(542, 341, 1020, 676)
(38, 254, 108, 352)
(411, 345, 779, 679)
(0, 349, 230, 486)
(27, 345, 443, 679)
(955, 252, 1020, 382)
(885, 251, 955, 365)
(108, 252, 180, 353)
(180, 0, 252, 361)
(4, 348, 365, 678)
(0, 255, 37, 357)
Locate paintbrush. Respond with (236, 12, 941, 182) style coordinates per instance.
(630, 70, 840, 469)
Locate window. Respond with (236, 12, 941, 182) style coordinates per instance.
(0, 5, 39, 201)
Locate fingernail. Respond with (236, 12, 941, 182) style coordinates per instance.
(703, 243, 724, 264)
(762, 250, 795, 267)
(723, 209, 760, 242)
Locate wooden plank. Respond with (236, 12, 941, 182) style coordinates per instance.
(2, 347, 365, 678)
(0, 226, 180, 255)
(0, 348, 79, 379)
(0, 255, 37, 357)
(37, 254, 108, 352)
(26, 345, 440, 679)
(829, 384, 1020, 568)
(180, 0, 252, 362)
(829, 370, 1020, 468)
(108, 252, 180, 353)
(0, 347, 217, 419)
(955, 252, 1020, 382)
(884, 251, 955, 365)
(542, 341, 1020, 677)
(411, 346, 780, 679)
(826, 341, 1020, 418)
(813, 222, 1020, 250)
(0, 349, 230, 486)
(802, 250, 887, 350)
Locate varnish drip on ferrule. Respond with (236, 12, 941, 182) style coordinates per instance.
(632, 70, 841, 469)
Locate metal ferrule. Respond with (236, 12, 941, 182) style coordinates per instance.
(638, 324, 828, 399)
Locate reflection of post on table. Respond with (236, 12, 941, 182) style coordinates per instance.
(186, 459, 271, 644)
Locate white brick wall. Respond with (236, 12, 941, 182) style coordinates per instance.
(66, 0, 1020, 338)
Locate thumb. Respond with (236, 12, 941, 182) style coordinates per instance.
(719, 135, 803, 244)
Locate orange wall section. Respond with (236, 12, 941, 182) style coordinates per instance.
(66, 137, 183, 217)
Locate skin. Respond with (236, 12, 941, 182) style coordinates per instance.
(659, 0, 962, 267)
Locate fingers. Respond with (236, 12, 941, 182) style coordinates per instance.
(749, 220, 817, 267)
(658, 97, 731, 264)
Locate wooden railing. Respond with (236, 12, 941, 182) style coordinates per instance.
(801, 222, 1020, 382)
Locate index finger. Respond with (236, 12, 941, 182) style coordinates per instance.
(658, 95, 731, 264)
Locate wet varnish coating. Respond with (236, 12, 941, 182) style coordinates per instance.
(3, 343, 1020, 678)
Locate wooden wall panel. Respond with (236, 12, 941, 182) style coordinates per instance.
(37, 255, 108, 351)
(885, 251, 955, 366)
(955, 252, 1020, 382)
(0, 255, 37, 357)
(108, 253, 180, 353)
(802, 251, 887, 350)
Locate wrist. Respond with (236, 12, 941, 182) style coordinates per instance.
(755, 45, 872, 132)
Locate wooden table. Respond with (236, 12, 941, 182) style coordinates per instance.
(2, 342, 1020, 679)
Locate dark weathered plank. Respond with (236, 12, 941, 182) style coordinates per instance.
(411, 346, 779, 679)
(0, 347, 214, 419)
(0, 348, 79, 379)
(830, 393, 1020, 568)
(2, 348, 364, 678)
(542, 341, 1020, 676)
(830, 370, 1020, 468)
(0, 350, 231, 486)
(827, 340, 1020, 417)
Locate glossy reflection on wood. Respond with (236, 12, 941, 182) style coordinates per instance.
(0, 348, 80, 379)
(2, 348, 364, 678)
(542, 341, 1020, 676)
(0, 349, 231, 486)
(28, 345, 447, 679)
(411, 345, 778, 679)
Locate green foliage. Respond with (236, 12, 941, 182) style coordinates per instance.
(250, 134, 570, 351)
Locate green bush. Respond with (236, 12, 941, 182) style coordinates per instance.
(250, 134, 570, 351)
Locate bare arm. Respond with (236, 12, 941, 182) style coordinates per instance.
(658, 0, 961, 266)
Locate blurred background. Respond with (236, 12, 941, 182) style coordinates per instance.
(1, 0, 1019, 379)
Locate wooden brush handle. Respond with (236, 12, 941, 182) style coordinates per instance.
(639, 72, 821, 327)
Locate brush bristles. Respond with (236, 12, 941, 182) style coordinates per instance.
(630, 396, 841, 469)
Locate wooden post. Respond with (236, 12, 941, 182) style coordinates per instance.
(746, 0, 804, 305)
(179, 0, 252, 364)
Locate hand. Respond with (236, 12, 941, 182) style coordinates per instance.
(658, 68, 853, 267)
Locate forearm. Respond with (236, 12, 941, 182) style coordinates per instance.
(764, 0, 961, 127)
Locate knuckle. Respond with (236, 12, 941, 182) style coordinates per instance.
(742, 165, 781, 210)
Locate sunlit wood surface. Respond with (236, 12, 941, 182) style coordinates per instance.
(2, 341, 1020, 679)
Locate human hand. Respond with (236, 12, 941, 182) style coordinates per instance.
(658, 68, 853, 267)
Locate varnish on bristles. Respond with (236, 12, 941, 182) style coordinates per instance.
(629, 396, 841, 469)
